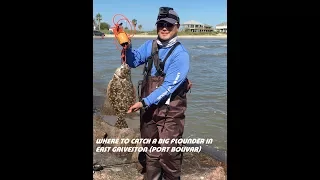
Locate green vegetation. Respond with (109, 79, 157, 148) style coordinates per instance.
(177, 31, 220, 36)
(95, 13, 102, 30)
(100, 29, 223, 36)
(142, 30, 221, 36)
(94, 13, 111, 32)
(94, 13, 226, 36)
(100, 22, 110, 30)
(131, 19, 137, 29)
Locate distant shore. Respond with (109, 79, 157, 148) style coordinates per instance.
(94, 34, 227, 39)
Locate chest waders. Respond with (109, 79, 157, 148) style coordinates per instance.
(137, 40, 191, 180)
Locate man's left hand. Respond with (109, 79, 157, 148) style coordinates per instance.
(127, 102, 143, 113)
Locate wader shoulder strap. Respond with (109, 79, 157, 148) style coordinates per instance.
(143, 40, 181, 77)
(154, 41, 181, 76)
(143, 40, 158, 76)
(159, 41, 181, 70)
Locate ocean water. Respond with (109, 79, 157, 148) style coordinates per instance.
(93, 37, 227, 154)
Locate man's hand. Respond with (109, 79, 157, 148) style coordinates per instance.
(127, 102, 143, 113)
(121, 39, 131, 48)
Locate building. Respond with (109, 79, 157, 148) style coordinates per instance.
(181, 20, 214, 33)
(216, 22, 227, 33)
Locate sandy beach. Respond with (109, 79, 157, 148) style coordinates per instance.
(94, 34, 227, 39)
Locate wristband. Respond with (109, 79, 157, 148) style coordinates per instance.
(141, 99, 148, 108)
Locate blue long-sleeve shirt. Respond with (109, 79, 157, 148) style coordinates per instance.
(125, 40, 190, 107)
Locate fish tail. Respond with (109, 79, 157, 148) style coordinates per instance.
(115, 112, 128, 129)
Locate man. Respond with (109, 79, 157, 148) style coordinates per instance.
(117, 7, 191, 180)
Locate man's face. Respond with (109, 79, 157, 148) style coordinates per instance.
(157, 21, 179, 40)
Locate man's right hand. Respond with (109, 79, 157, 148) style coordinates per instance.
(120, 42, 129, 47)
(120, 40, 131, 48)
(127, 101, 143, 113)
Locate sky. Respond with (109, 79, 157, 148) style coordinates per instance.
(93, 0, 227, 31)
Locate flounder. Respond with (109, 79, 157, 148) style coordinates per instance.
(106, 63, 136, 129)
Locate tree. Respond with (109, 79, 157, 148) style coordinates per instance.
(138, 24, 142, 31)
(96, 13, 102, 30)
(131, 19, 137, 29)
(93, 19, 96, 30)
(100, 22, 110, 30)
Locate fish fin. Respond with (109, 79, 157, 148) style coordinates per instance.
(114, 112, 128, 129)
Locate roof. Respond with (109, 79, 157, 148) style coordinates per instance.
(216, 22, 227, 26)
(181, 20, 213, 28)
(182, 20, 203, 25)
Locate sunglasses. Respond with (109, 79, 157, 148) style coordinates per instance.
(157, 22, 175, 29)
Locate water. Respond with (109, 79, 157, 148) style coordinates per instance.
(93, 37, 227, 154)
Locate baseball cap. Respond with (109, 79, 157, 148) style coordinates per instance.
(156, 7, 180, 25)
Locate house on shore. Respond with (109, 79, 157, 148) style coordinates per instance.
(216, 22, 227, 33)
(181, 20, 214, 33)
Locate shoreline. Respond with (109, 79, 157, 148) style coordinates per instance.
(94, 34, 227, 39)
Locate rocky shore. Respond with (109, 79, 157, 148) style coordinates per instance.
(93, 95, 227, 180)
